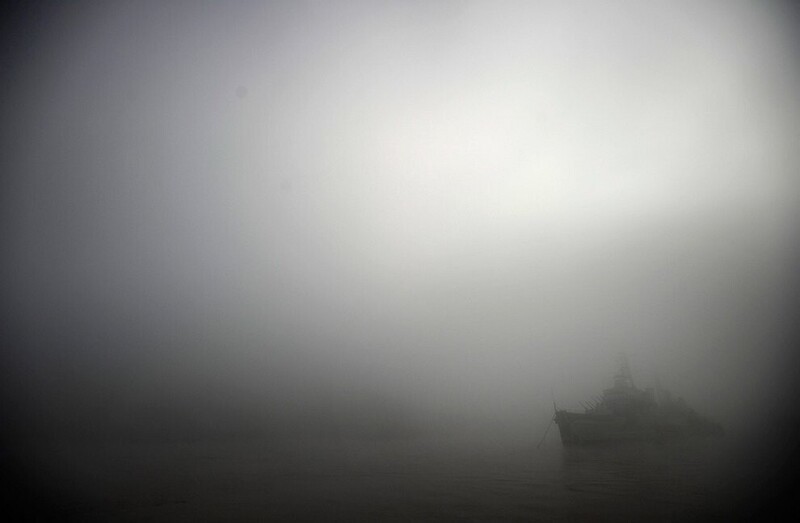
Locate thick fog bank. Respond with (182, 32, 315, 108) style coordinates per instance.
(2, 1, 799, 448)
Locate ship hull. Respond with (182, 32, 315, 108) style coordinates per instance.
(554, 410, 721, 446)
(554, 411, 656, 445)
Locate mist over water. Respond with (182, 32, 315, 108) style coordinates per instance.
(2, 1, 800, 519)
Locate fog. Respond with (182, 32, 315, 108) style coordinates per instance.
(2, 1, 799, 450)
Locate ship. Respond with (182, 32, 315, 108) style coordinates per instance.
(553, 355, 723, 445)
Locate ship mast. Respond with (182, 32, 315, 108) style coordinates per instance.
(614, 353, 635, 389)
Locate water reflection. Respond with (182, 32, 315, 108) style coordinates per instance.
(556, 440, 735, 521)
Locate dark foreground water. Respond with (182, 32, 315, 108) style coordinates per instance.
(7, 434, 790, 521)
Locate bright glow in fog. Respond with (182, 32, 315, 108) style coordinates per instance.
(2, 0, 799, 443)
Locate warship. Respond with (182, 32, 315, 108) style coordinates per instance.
(553, 356, 723, 445)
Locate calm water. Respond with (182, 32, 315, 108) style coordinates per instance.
(18, 435, 754, 521)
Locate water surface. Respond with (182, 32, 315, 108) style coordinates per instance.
(17, 434, 756, 521)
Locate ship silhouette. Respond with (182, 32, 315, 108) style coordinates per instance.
(554, 355, 723, 445)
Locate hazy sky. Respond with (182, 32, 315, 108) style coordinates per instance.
(2, 1, 799, 440)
